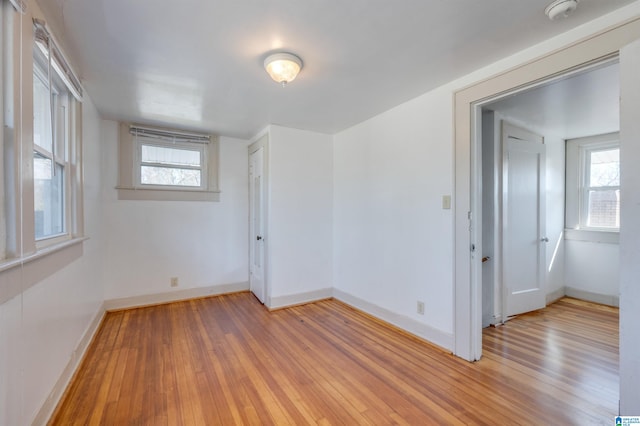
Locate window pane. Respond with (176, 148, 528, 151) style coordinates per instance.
(34, 153, 64, 239)
(141, 144, 201, 167)
(587, 189, 620, 228)
(33, 73, 53, 152)
(589, 148, 619, 187)
(141, 166, 201, 187)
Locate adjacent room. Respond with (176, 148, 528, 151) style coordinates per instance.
(1, 0, 640, 424)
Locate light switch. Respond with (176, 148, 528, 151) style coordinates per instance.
(442, 195, 451, 210)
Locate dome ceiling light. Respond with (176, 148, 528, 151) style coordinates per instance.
(545, 0, 578, 20)
(264, 52, 303, 87)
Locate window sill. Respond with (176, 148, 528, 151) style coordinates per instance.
(0, 236, 89, 273)
(116, 186, 221, 202)
(564, 229, 619, 244)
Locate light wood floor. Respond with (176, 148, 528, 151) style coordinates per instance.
(50, 293, 619, 425)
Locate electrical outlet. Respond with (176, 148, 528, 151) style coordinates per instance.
(170, 277, 179, 287)
(417, 301, 425, 315)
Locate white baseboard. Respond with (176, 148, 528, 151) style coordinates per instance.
(33, 303, 106, 426)
(268, 287, 333, 310)
(104, 282, 250, 311)
(332, 289, 453, 352)
(546, 287, 566, 305)
(565, 286, 619, 307)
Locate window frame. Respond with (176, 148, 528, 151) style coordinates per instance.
(117, 123, 220, 202)
(565, 132, 620, 238)
(0, 7, 84, 266)
(32, 48, 73, 246)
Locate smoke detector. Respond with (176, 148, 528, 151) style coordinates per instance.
(545, 0, 578, 20)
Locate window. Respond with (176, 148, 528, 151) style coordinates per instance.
(583, 147, 619, 229)
(32, 18, 83, 248)
(0, 14, 83, 264)
(566, 133, 620, 233)
(117, 124, 220, 201)
(140, 142, 204, 188)
(33, 48, 70, 241)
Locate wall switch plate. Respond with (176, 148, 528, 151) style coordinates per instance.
(417, 301, 425, 315)
(442, 195, 451, 210)
(170, 277, 179, 287)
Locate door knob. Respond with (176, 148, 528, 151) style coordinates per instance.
(256, 235, 263, 241)
(540, 237, 549, 242)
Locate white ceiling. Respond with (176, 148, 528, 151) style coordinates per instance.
(485, 61, 620, 140)
(36, 0, 636, 139)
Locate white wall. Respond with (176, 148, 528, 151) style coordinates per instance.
(619, 37, 640, 415)
(101, 120, 250, 303)
(333, 4, 640, 353)
(0, 95, 105, 425)
(333, 85, 454, 347)
(564, 239, 619, 304)
(266, 125, 333, 307)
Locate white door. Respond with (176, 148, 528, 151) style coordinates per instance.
(249, 147, 266, 303)
(502, 122, 546, 317)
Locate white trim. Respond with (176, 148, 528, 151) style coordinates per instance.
(333, 289, 454, 352)
(267, 288, 333, 310)
(116, 187, 221, 202)
(32, 303, 106, 426)
(0, 238, 87, 305)
(0, 236, 87, 274)
(564, 228, 619, 244)
(565, 286, 619, 307)
(104, 282, 249, 311)
(546, 287, 566, 305)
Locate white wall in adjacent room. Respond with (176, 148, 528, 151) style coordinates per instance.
(101, 120, 250, 301)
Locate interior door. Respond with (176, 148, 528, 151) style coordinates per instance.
(502, 122, 546, 317)
(249, 147, 265, 303)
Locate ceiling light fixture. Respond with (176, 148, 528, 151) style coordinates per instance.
(545, 0, 578, 20)
(264, 52, 302, 87)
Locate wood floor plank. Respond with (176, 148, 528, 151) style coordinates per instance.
(49, 294, 619, 425)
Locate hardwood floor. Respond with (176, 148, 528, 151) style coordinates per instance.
(50, 294, 619, 425)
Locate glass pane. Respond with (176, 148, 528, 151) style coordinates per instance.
(141, 166, 201, 187)
(34, 153, 64, 239)
(33, 73, 53, 152)
(587, 189, 620, 228)
(141, 144, 201, 167)
(589, 148, 619, 187)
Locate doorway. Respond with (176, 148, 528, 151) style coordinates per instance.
(249, 135, 268, 304)
(452, 19, 640, 363)
(478, 61, 619, 328)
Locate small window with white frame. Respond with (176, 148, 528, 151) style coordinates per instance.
(566, 132, 620, 233)
(117, 124, 220, 201)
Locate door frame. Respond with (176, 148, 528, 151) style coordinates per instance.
(249, 133, 270, 305)
(453, 17, 640, 362)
